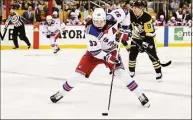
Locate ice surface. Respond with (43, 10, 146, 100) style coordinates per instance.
(1, 47, 192, 119)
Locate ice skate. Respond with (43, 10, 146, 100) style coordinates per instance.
(130, 72, 135, 78)
(50, 91, 63, 103)
(13, 47, 19, 49)
(156, 73, 162, 82)
(28, 45, 31, 49)
(138, 93, 150, 108)
(54, 48, 60, 54)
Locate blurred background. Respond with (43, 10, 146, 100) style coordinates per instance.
(0, 0, 192, 26)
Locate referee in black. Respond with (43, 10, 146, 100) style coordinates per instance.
(4, 9, 31, 49)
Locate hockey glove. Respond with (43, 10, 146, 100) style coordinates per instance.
(138, 42, 149, 53)
(104, 54, 120, 64)
(104, 50, 120, 65)
(46, 34, 51, 38)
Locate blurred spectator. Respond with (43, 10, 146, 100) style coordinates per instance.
(158, 3, 169, 23)
(182, 8, 192, 23)
(174, 8, 182, 19)
(27, 1, 33, 9)
(176, 15, 184, 26)
(152, 16, 157, 26)
(21, 0, 26, 10)
(52, 2, 59, 16)
(156, 15, 166, 26)
(65, 2, 73, 12)
(147, 0, 153, 10)
(22, 6, 34, 24)
(11, 0, 20, 10)
(23, 3, 29, 10)
(103, 4, 111, 13)
(4, 0, 191, 27)
(35, 4, 41, 22)
(170, 0, 180, 11)
(68, 7, 81, 21)
(43, 3, 48, 17)
(168, 17, 177, 26)
(66, 12, 82, 25)
(83, 15, 92, 25)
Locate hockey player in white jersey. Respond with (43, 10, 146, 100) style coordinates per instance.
(42, 15, 62, 54)
(52, 11, 66, 44)
(50, 8, 150, 107)
(117, 5, 132, 52)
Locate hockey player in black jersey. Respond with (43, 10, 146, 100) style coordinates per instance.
(4, 9, 31, 49)
(128, 0, 162, 81)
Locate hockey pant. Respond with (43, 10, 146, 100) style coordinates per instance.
(129, 38, 162, 74)
(12, 25, 31, 48)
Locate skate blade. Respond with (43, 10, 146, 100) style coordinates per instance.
(143, 102, 150, 108)
(156, 79, 163, 82)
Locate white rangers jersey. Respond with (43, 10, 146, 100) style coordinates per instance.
(86, 8, 126, 59)
(41, 20, 60, 36)
(120, 12, 130, 27)
(52, 18, 66, 31)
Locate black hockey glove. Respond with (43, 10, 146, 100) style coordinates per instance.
(138, 42, 149, 53)
(46, 34, 51, 38)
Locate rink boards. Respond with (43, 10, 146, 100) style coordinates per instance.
(0, 25, 191, 50)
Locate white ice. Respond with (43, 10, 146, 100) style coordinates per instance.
(1, 47, 192, 119)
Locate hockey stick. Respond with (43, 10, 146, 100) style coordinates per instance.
(107, 33, 123, 112)
(131, 40, 172, 67)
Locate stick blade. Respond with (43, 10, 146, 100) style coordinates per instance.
(161, 60, 172, 67)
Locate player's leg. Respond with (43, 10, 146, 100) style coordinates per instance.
(50, 37, 59, 53)
(50, 52, 101, 103)
(116, 69, 150, 107)
(50, 72, 86, 103)
(128, 40, 140, 78)
(12, 27, 19, 49)
(106, 55, 150, 107)
(18, 25, 31, 49)
(146, 38, 162, 81)
(53, 33, 61, 54)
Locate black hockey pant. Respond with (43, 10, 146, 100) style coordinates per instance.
(129, 38, 162, 74)
(13, 25, 31, 48)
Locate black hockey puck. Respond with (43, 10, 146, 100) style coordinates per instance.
(102, 113, 108, 116)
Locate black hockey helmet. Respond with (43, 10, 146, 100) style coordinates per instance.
(132, 0, 144, 8)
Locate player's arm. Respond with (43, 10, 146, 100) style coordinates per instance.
(139, 15, 156, 52)
(4, 15, 11, 29)
(87, 34, 118, 64)
(143, 16, 156, 40)
(107, 8, 126, 23)
(41, 22, 49, 34)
